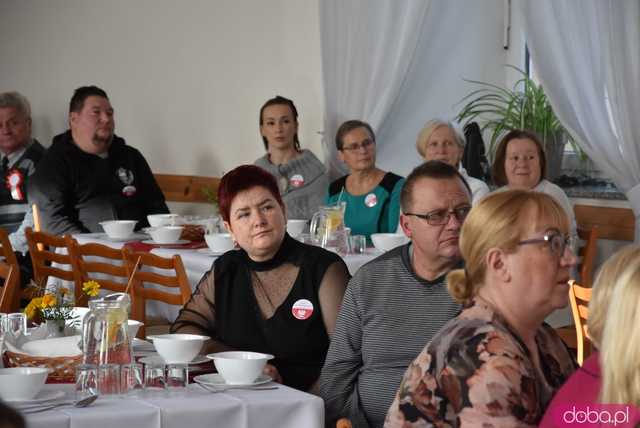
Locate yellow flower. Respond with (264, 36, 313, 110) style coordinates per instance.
(82, 280, 101, 297)
(24, 300, 38, 320)
(41, 294, 57, 308)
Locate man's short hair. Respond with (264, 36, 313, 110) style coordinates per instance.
(0, 91, 31, 119)
(400, 160, 471, 212)
(335, 120, 375, 151)
(69, 86, 109, 113)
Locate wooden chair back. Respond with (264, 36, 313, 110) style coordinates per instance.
(122, 248, 192, 338)
(576, 226, 598, 288)
(66, 237, 130, 307)
(0, 228, 21, 313)
(25, 227, 77, 293)
(153, 173, 220, 203)
(568, 280, 592, 365)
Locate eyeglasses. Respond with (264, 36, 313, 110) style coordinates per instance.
(517, 232, 576, 258)
(341, 139, 375, 152)
(404, 206, 471, 226)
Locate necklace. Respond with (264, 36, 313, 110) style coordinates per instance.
(251, 271, 275, 312)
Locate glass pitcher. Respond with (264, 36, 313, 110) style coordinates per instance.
(82, 295, 133, 366)
(309, 202, 349, 255)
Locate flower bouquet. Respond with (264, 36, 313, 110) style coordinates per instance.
(24, 280, 101, 338)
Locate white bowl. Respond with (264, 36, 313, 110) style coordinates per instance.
(286, 219, 307, 238)
(207, 351, 274, 385)
(100, 220, 137, 240)
(0, 367, 50, 401)
(371, 233, 409, 252)
(148, 334, 209, 363)
(148, 226, 183, 244)
(147, 213, 182, 227)
(205, 233, 235, 253)
(127, 319, 143, 339)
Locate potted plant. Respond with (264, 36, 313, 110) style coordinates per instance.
(456, 65, 577, 181)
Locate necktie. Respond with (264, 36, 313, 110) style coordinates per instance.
(2, 156, 8, 174)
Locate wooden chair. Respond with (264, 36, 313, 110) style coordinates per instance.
(122, 248, 192, 338)
(25, 227, 77, 295)
(568, 280, 592, 365)
(576, 226, 598, 288)
(66, 237, 130, 307)
(153, 173, 220, 203)
(31, 203, 42, 232)
(0, 228, 21, 313)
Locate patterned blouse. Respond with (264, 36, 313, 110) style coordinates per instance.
(384, 299, 576, 427)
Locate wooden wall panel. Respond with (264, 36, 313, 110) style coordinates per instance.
(574, 204, 634, 241)
(154, 174, 220, 204)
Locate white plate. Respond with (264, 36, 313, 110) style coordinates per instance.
(141, 239, 190, 246)
(5, 390, 65, 405)
(196, 248, 225, 256)
(193, 373, 272, 387)
(139, 354, 210, 365)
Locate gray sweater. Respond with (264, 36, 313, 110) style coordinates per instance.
(254, 149, 327, 220)
(319, 244, 462, 428)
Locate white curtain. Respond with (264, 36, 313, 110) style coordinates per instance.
(319, 0, 431, 179)
(519, 0, 640, 241)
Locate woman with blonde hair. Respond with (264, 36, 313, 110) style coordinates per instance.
(416, 119, 489, 203)
(385, 189, 577, 427)
(540, 245, 640, 426)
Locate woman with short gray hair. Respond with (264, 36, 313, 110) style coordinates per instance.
(416, 119, 489, 203)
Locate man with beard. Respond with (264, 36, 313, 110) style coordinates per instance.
(29, 86, 168, 235)
(319, 161, 471, 428)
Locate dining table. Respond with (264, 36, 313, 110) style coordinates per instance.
(21, 381, 324, 428)
(66, 233, 382, 322)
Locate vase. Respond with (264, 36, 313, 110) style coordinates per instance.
(45, 319, 66, 338)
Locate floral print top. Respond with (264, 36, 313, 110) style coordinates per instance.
(384, 299, 576, 427)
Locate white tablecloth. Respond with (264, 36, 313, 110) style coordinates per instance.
(71, 234, 381, 322)
(23, 383, 323, 428)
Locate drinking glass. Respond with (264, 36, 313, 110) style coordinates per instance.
(121, 363, 144, 396)
(6, 313, 26, 340)
(144, 362, 166, 396)
(0, 313, 7, 334)
(98, 363, 121, 397)
(75, 364, 98, 400)
(350, 235, 367, 254)
(166, 364, 188, 390)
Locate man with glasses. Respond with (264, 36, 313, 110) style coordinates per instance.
(319, 161, 470, 428)
(0, 91, 45, 289)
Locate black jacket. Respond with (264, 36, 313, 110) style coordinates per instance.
(28, 131, 168, 235)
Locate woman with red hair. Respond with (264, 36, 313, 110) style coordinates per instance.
(172, 165, 349, 391)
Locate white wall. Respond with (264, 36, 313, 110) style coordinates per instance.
(0, 0, 324, 177)
(0, 1, 524, 180)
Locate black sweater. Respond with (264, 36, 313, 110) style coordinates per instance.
(28, 131, 168, 235)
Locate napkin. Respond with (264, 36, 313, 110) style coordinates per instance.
(5, 335, 82, 357)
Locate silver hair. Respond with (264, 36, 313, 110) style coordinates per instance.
(0, 91, 31, 118)
(416, 119, 465, 157)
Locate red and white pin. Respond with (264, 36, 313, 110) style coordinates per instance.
(291, 299, 314, 320)
(289, 174, 305, 188)
(122, 185, 137, 197)
(364, 193, 377, 208)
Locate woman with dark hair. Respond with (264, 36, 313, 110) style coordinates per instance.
(254, 96, 327, 221)
(491, 129, 576, 235)
(326, 120, 404, 240)
(171, 165, 349, 391)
